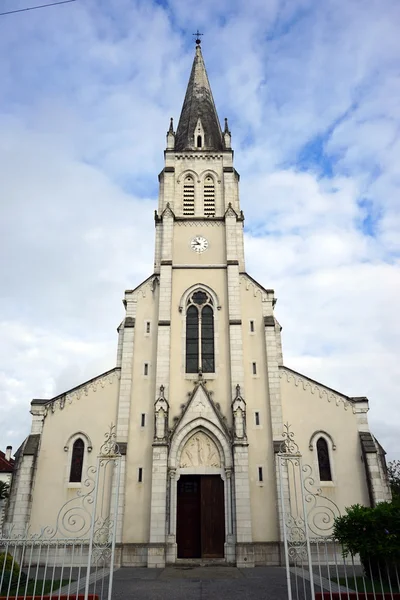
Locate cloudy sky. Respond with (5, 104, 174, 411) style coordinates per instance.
(0, 0, 399, 460)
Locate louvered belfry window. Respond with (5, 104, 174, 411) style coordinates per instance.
(69, 438, 84, 483)
(185, 290, 215, 373)
(317, 437, 332, 481)
(203, 176, 215, 216)
(183, 175, 195, 215)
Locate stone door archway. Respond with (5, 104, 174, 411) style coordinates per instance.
(166, 425, 235, 564)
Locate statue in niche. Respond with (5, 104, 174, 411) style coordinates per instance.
(156, 408, 165, 439)
(154, 385, 169, 441)
(232, 384, 247, 440)
(180, 432, 220, 468)
(233, 408, 245, 439)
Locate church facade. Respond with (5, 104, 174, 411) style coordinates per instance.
(5, 42, 390, 568)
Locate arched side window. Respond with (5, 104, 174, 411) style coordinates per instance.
(317, 437, 332, 481)
(183, 175, 195, 216)
(203, 176, 215, 216)
(197, 135, 202, 148)
(185, 290, 215, 373)
(69, 438, 85, 483)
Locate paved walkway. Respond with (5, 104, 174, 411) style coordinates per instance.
(111, 566, 296, 600)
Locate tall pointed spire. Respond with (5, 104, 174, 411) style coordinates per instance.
(175, 41, 225, 152)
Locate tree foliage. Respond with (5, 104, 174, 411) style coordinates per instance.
(0, 481, 10, 500)
(387, 460, 400, 498)
(333, 500, 400, 560)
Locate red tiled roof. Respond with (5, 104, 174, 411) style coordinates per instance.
(0, 450, 14, 473)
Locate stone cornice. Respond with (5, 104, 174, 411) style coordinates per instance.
(279, 366, 351, 411)
(239, 273, 275, 302)
(38, 368, 121, 417)
(124, 274, 159, 303)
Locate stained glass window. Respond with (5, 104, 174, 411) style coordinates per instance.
(185, 290, 215, 374)
(192, 291, 207, 305)
(201, 305, 214, 372)
(317, 437, 332, 481)
(186, 305, 199, 373)
(69, 438, 84, 483)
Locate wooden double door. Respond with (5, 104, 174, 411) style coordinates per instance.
(176, 475, 225, 559)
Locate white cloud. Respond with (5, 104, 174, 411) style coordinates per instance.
(0, 0, 399, 464)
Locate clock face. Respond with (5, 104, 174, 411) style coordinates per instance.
(190, 236, 209, 253)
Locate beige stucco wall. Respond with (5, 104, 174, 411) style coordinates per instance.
(28, 373, 119, 534)
(123, 283, 159, 543)
(172, 222, 226, 265)
(280, 369, 370, 515)
(239, 281, 279, 542)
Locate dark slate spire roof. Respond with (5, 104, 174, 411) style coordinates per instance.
(175, 44, 224, 152)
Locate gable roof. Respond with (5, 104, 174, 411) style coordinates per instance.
(0, 450, 15, 473)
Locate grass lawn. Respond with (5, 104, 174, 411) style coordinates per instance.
(1, 579, 71, 596)
(332, 576, 400, 594)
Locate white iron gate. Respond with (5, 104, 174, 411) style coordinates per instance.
(0, 425, 121, 600)
(278, 423, 342, 600)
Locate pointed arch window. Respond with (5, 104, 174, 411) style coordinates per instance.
(185, 290, 215, 373)
(69, 438, 85, 483)
(197, 135, 202, 148)
(317, 437, 332, 481)
(203, 175, 215, 216)
(183, 175, 195, 216)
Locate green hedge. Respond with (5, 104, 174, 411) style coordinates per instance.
(333, 500, 400, 582)
(0, 552, 27, 593)
(333, 500, 400, 560)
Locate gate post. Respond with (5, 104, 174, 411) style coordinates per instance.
(278, 423, 315, 600)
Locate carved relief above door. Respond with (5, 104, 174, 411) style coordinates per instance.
(179, 432, 221, 468)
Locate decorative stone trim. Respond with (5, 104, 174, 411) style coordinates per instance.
(63, 431, 93, 453)
(124, 274, 159, 300)
(178, 284, 221, 312)
(309, 430, 336, 451)
(42, 368, 121, 416)
(280, 367, 351, 411)
(161, 202, 175, 219)
(224, 202, 238, 218)
(239, 273, 275, 301)
(170, 417, 232, 470)
(173, 264, 227, 269)
(232, 384, 247, 441)
(174, 218, 224, 224)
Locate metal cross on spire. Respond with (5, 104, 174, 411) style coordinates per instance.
(193, 30, 203, 45)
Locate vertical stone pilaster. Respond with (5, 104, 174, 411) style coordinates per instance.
(356, 402, 392, 505)
(233, 443, 254, 567)
(147, 443, 168, 567)
(5, 433, 41, 534)
(166, 469, 178, 564)
(116, 320, 135, 443)
(114, 295, 137, 544)
(262, 292, 284, 441)
(227, 261, 244, 391)
(148, 209, 174, 568)
(113, 455, 126, 547)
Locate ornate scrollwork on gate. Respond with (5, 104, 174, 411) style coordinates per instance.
(302, 464, 340, 536)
